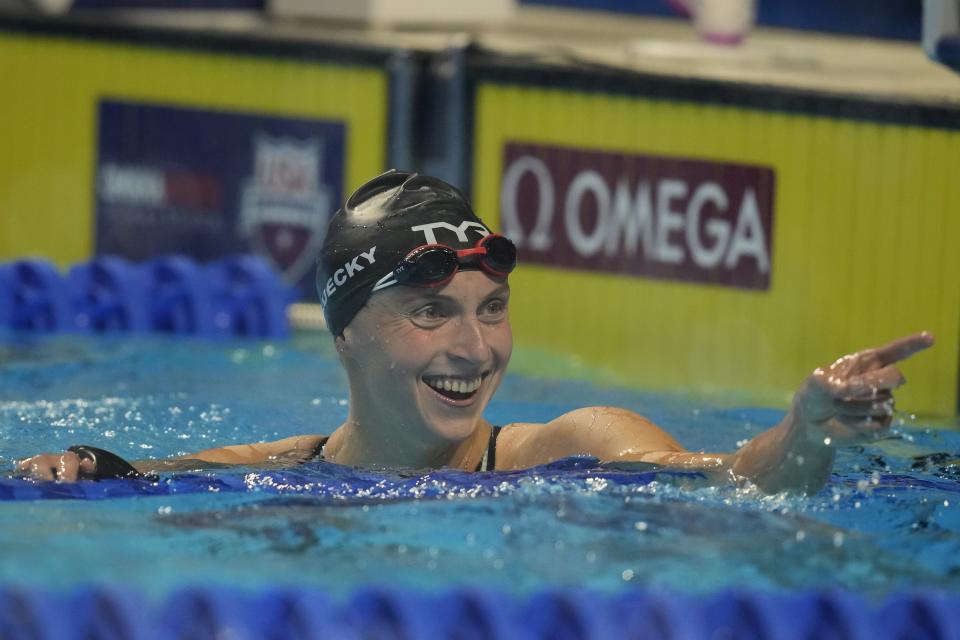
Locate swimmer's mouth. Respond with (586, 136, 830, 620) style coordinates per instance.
(422, 374, 485, 401)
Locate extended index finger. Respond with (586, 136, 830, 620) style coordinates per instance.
(865, 332, 934, 368)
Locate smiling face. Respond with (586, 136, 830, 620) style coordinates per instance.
(337, 270, 513, 451)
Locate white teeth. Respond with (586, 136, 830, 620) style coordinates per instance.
(425, 376, 483, 394)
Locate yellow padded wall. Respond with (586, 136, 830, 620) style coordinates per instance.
(0, 30, 387, 267)
(474, 83, 959, 416)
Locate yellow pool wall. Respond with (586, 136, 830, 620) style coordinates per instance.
(473, 83, 959, 416)
(0, 29, 387, 268)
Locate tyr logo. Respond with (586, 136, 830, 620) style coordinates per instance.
(411, 221, 489, 245)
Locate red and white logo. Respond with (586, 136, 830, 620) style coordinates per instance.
(239, 135, 332, 283)
(98, 163, 224, 226)
(500, 142, 776, 290)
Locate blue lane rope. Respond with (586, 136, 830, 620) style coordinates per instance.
(0, 254, 293, 339)
(6, 450, 960, 502)
(1, 585, 958, 639)
(0, 456, 700, 501)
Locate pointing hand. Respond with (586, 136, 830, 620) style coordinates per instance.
(792, 332, 934, 447)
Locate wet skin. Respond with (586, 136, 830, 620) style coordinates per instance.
(16, 269, 935, 494)
(323, 270, 513, 469)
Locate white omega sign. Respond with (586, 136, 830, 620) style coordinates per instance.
(500, 155, 555, 251)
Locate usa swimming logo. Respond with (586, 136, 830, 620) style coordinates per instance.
(239, 135, 333, 284)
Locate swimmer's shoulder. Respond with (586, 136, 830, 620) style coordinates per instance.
(493, 407, 682, 470)
(249, 434, 330, 462)
(490, 421, 543, 470)
(289, 434, 330, 460)
(275, 434, 328, 453)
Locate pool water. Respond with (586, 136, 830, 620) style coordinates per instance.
(1, 333, 959, 599)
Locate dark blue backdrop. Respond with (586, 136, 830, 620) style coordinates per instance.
(95, 99, 345, 295)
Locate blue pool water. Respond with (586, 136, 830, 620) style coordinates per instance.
(1, 333, 959, 600)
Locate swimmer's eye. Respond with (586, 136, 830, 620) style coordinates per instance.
(411, 304, 448, 327)
(480, 298, 508, 322)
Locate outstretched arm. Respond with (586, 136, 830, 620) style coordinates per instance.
(16, 434, 326, 481)
(135, 434, 327, 473)
(497, 333, 934, 494)
(730, 332, 934, 493)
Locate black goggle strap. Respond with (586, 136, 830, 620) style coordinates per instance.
(371, 271, 401, 293)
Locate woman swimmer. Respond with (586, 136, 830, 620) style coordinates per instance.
(18, 170, 934, 494)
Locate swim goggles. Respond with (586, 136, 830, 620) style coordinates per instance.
(372, 234, 517, 292)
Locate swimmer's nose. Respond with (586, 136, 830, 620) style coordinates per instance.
(449, 315, 491, 365)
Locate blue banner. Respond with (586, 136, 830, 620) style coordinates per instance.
(95, 99, 345, 296)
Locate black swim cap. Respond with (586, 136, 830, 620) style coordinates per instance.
(316, 170, 495, 335)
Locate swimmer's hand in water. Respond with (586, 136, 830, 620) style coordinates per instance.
(15, 446, 145, 481)
(16, 451, 93, 481)
(791, 331, 934, 447)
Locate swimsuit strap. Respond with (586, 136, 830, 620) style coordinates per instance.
(312, 436, 330, 460)
(476, 425, 503, 472)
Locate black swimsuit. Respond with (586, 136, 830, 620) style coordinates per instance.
(476, 425, 503, 472)
(311, 425, 503, 471)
